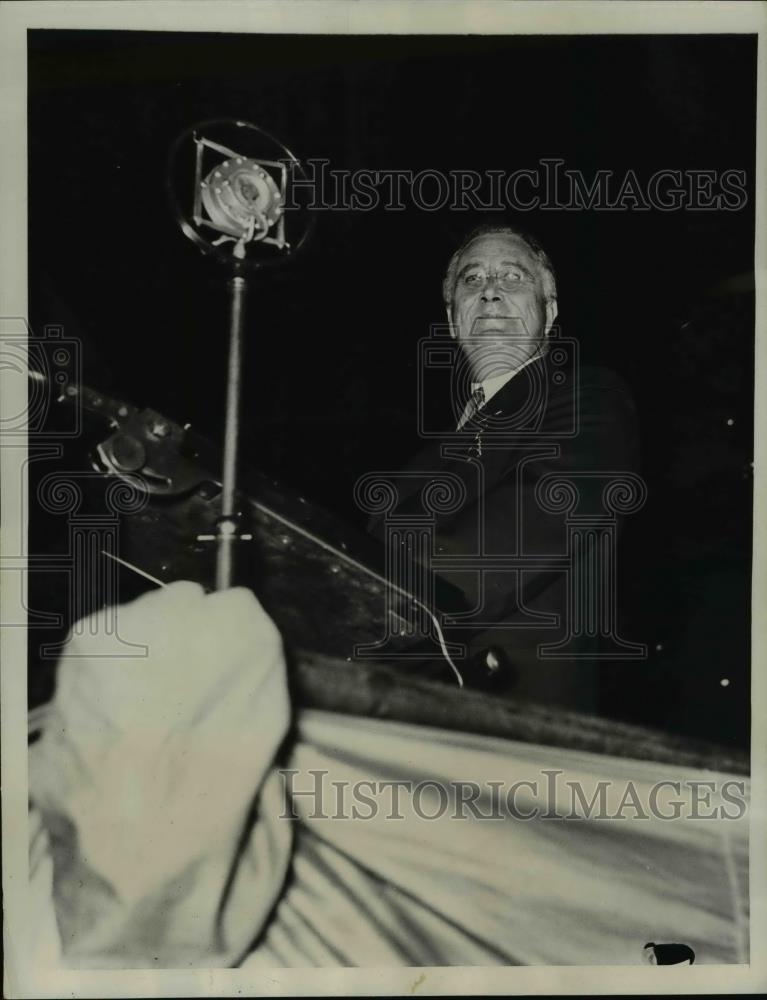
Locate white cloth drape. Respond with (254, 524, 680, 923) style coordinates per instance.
(27, 584, 749, 968)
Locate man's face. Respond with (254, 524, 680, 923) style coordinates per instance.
(448, 233, 557, 382)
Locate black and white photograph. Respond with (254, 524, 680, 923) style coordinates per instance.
(1, 1, 765, 996)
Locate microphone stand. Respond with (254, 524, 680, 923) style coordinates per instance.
(165, 120, 316, 589)
(215, 264, 248, 591)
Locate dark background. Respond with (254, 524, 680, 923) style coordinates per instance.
(28, 31, 755, 748)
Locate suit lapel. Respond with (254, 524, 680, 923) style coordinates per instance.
(393, 357, 553, 516)
(475, 355, 550, 432)
(369, 356, 555, 528)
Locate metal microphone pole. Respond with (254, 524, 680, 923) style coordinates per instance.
(215, 269, 247, 591)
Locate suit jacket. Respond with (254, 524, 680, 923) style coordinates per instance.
(368, 353, 640, 708)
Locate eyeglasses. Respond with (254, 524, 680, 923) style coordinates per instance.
(459, 267, 532, 292)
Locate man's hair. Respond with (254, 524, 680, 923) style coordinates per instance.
(442, 223, 558, 307)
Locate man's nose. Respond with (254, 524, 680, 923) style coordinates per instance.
(480, 278, 502, 302)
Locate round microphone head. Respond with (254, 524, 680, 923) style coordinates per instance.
(167, 119, 315, 272)
(200, 157, 283, 240)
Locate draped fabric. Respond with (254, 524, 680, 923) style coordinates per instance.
(244, 712, 748, 967)
(30, 709, 749, 969)
(27, 584, 749, 969)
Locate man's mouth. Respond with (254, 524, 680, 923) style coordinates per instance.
(474, 316, 510, 331)
(469, 315, 529, 337)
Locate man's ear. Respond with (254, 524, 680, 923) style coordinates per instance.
(544, 297, 558, 337)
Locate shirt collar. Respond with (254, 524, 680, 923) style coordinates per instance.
(470, 351, 544, 409)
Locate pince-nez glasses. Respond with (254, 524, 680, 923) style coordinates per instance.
(459, 267, 530, 291)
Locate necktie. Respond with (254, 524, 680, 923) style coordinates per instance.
(462, 386, 486, 458)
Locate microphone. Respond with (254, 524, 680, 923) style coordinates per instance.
(195, 135, 286, 255)
(167, 118, 314, 270)
(166, 120, 315, 588)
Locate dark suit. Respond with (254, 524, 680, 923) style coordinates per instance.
(368, 352, 640, 710)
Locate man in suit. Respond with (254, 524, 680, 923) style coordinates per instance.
(368, 224, 640, 709)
